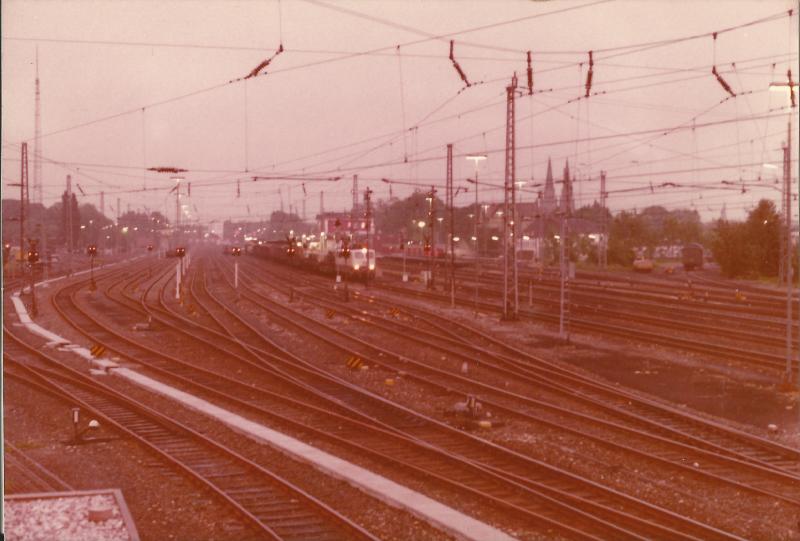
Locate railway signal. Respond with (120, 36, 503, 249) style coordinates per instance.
(232, 246, 241, 288)
(87, 244, 97, 291)
(286, 236, 297, 257)
(338, 237, 351, 302)
(174, 246, 186, 300)
(339, 238, 351, 259)
(26, 238, 38, 317)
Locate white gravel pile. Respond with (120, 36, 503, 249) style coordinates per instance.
(4, 494, 129, 541)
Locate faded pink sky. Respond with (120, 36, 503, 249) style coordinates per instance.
(2, 0, 798, 227)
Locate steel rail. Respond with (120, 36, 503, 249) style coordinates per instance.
(2, 330, 380, 541)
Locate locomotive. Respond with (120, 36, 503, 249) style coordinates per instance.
(250, 234, 376, 279)
(682, 242, 704, 271)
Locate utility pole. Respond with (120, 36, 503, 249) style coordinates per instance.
(364, 186, 373, 289)
(600, 170, 608, 268)
(784, 120, 794, 386)
(474, 179, 479, 315)
(559, 210, 570, 340)
(446, 144, 455, 307)
(19, 144, 28, 267)
(173, 178, 181, 245)
(351, 175, 359, 234)
(100, 191, 105, 253)
(66, 175, 73, 275)
(34, 47, 47, 278)
(116, 197, 121, 255)
(320, 190, 325, 215)
(502, 74, 519, 320)
(466, 154, 487, 317)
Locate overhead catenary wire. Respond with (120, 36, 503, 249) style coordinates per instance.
(6, 6, 796, 222)
(9, 107, 791, 191)
(8, 5, 792, 151)
(397, 45, 409, 162)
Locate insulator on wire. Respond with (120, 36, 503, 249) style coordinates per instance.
(245, 43, 284, 79)
(584, 51, 594, 98)
(449, 40, 471, 88)
(711, 65, 736, 98)
(526, 51, 533, 95)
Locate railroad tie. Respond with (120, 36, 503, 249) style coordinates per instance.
(90, 344, 106, 358)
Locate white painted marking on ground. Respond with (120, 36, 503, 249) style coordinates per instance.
(116, 367, 516, 541)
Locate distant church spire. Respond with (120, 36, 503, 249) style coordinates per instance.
(542, 157, 556, 214)
(560, 159, 573, 215)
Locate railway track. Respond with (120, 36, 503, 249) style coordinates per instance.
(234, 256, 800, 502)
(57, 254, 749, 539)
(383, 257, 799, 327)
(241, 255, 800, 468)
(3, 328, 379, 541)
(3, 439, 74, 494)
(386, 257, 799, 317)
(377, 264, 791, 373)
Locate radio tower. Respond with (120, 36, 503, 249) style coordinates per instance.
(34, 47, 47, 276)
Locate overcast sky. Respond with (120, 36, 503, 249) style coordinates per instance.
(2, 0, 798, 227)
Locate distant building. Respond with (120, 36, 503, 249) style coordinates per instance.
(541, 158, 557, 215)
(316, 211, 374, 236)
(559, 159, 574, 215)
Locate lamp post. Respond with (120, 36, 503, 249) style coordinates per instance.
(466, 154, 487, 317)
(172, 177, 184, 245)
(416, 219, 427, 284)
(401, 230, 408, 282)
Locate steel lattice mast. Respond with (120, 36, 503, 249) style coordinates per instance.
(503, 74, 519, 320)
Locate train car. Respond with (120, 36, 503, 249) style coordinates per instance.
(251, 236, 375, 280)
(632, 257, 654, 273)
(682, 242, 704, 271)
